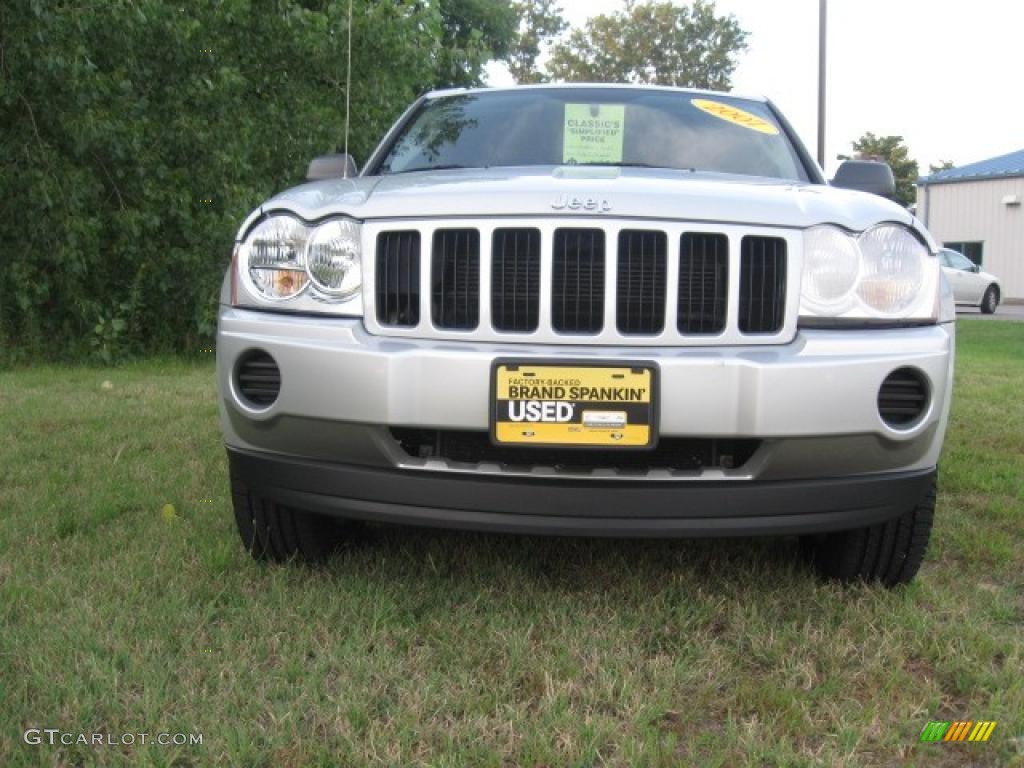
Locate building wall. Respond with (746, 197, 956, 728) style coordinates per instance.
(916, 177, 1024, 300)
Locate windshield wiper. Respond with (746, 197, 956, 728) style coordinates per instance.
(570, 162, 680, 170)
(384, 161, 688, 174)
(385, 164, 483, 175)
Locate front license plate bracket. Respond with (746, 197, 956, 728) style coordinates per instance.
(490, 360, 658, 449)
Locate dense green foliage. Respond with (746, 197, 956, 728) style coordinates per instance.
(507, 0, 567, 84)
(438, 0, 518, 87)
(0, 0, 754, 361)
(546, 0, 747, 88)
(0, 0, 514, 360)
(840, 132, 920, 208)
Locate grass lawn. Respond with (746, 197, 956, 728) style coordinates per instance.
(1, 319, 1022, 767)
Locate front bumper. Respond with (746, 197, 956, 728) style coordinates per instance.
(228, 447, 936, 537)
(217, 308, 954, 484)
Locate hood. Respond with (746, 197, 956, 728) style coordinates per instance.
(259, 166, 915, 233)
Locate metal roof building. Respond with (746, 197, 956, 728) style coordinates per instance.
(917, 149, 1024, 301)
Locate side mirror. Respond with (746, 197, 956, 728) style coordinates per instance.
(970, 263, 980, 273)
(831, 160, 896, 199)
(306, 153, 358, 181)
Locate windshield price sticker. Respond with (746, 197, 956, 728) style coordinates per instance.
(563, 104, 626, 164)
(690, 98, 779, 135)
(492, 363, 655, 447)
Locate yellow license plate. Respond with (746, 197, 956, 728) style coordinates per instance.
(491, 361, 657, 447)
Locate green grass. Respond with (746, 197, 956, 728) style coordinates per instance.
(1, 320, 1022, 767)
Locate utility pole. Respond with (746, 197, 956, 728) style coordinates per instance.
(817, 0, 827, 170)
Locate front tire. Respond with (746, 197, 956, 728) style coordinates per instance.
(802, 475, 936, 587)
(981, 285, 999, 314)
(230, 475, 346, 562)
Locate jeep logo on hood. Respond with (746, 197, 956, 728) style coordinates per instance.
(552, 194, 612, 212)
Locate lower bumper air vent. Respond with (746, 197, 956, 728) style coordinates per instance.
(235, 350, 281, 408)
(878, 368, 928, 427)
(390, 429, 760, 473)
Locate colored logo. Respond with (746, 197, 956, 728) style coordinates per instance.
(920, 720, 996, 742)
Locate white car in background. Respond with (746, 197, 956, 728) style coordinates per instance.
(940, 248, 1001, 314)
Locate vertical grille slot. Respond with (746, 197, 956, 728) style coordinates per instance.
(616, 230, 667, 335)
(492, 228, 541, 332)
(552, 229, 605, 334)
(431, 229, 479, 330)
(678, 233, 728, 334)
(739, 236, 787, 334)
(375, 231, 420, 327)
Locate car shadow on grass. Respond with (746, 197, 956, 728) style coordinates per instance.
(321, 521, 815, 595)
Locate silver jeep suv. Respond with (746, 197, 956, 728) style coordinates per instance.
(217, 85, 954, 585)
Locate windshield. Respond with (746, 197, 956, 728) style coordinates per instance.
(944, 250, 975, 270)
(370, 88, 809, 181)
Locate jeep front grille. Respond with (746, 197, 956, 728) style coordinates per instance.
(678, 232, 728, 334)
(431, 229, 479, 330)
(617, 230, 667, 335)
(552, 228, 605, 333)
(738, 235, 787, 334)
(491, 228, 541, 332)
(366, 219, 797, 346)
(375, 230, 420, 327)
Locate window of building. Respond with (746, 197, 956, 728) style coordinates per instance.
(943, 241, 984, 266)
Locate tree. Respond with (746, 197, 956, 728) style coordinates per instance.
(435, 0, 519, 87)
(546, 0, 747, 89)
(507, 0, 567, 84)
(839, 133, 919, 207)
(928, 160, 955, 175)
(0, 0, 518, 360)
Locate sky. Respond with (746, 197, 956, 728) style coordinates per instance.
(485, 0, 1024, 177)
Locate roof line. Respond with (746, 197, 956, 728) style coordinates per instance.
(918, 170, 1024, 186)
(918, 147, 1024, 185)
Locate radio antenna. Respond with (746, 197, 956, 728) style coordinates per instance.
(343, 0, 353, 177)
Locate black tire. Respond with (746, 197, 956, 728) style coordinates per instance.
(230, 475, 345, 562)
(981, 285, 999, 314)
(802, 475, 936, 587)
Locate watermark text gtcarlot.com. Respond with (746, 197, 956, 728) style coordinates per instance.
(24, 729, 203, 747)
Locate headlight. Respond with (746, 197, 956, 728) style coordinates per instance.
(244, 217, 310, 300)
(800, 223, 938, 323)
(235, 213, 363, 314)
(857, 225, 925, 314)
(801, 226, 860, 312)
(306, 219, 361, 298)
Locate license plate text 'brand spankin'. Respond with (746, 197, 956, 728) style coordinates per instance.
(492, 362, 655, 448)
